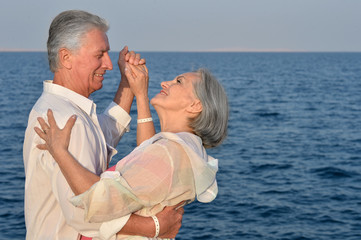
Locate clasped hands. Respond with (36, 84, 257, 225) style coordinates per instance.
(118, 46, 149, 99)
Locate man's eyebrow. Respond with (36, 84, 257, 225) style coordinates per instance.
(97, 47, 110, 53)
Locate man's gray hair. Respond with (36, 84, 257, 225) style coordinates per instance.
(190, 68, 229, 148)
(47, 10, 109, 72)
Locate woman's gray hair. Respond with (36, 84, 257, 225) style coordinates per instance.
(47, 10, 109, 72)
(190, 68, 229, 148)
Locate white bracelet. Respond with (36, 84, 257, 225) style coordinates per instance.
(137, 117, 153, 124)
(151, 215, 160, 238)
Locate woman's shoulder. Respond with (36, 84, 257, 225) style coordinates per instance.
(147, 132, 205, 158)
(139, 132, 187, 153)
(154, 132, 202, 146)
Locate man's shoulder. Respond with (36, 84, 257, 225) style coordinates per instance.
(34, 93, 76, 113)
(31, 93, 88, 127)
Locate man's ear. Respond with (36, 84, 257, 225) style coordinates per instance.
(186, 99, 203, 114)
(58, 48, 72, 70)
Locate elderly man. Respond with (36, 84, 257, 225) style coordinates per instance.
(23, 10, 182, 240)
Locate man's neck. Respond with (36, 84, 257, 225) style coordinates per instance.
(53, 72, 89, 98)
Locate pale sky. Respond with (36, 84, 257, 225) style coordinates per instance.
(1, 0, 361, 52)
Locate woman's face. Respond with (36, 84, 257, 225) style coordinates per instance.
(151, 72, 201, 113)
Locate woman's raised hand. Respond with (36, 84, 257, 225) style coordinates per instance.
(34, 109, 77, 160)
(124, 62, 149, 99)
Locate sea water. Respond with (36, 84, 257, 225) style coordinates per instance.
(0, 52, 361, 239)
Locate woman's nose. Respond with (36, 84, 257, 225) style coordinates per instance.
(161, 81, 169, 88)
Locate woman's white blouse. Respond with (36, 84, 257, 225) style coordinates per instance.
(71, 132, 218, 239)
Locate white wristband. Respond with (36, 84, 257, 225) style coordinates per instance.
(137, 117, 153, 124)
(151, 215, 160, 238)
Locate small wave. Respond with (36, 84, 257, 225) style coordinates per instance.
(304, 106, 317, 111)
(311, 167, 355, 179)
(261, 189, 298, 195)
(330, 194, 349, 201)
(350, 138, 361, 143)
(0, 196, 23, 203)
(317, 214, 345, 224)
(254, 112, 281, 117)
(250, 163, 293, 173)
(259, 206, 293, 218)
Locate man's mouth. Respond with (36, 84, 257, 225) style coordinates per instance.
(94, 73, 104, 77)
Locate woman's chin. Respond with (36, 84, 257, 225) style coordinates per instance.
(150, 96, 160, 106)
(150, 98, 155, 106)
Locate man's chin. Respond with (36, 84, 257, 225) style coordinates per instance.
(89, 84, 103, 95)
(96, 82, 104, 90)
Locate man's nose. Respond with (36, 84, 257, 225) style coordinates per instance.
(103, 52, 113, 70)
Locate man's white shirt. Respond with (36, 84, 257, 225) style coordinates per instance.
(23, 81, 131, 240)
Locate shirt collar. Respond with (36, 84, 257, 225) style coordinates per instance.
(43, 80, 95, 116)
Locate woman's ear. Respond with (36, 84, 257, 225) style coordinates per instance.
(186, 99, 203, 114)
(58, 48, 72, 70)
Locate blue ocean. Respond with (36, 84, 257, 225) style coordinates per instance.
(1, 52, 361, 239)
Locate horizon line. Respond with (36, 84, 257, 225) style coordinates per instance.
(1, 48, 361, 53)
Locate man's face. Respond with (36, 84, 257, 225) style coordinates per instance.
(70, 28, 113, 97)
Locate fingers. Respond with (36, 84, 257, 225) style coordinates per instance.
(47, 109, 58, 129)
(177, 207, 185, 215)
(36, 144, 48, 150)
(34, 126, 46, 140)
(35, 110, 76, 138)
(132, 52, 141, 65)
(126, 51, 141, 65)
(34, 125, 49, 151)
(173, 201, 187, 210)
(125, 51, 146, 66)
(139, 58, 146, 65)
(125, 63, 148, 79)
(64, 115, 77, 134)
(120, 45, 128, 55)
(119, 46, 128, 63)
(128, 63, 146, 74)
(124, 62, 135, 80)
(37, 116, 50, 133)
(161, 204, 185, 217)
(142, 64, 149, 74)
(120, 46, 146, 66)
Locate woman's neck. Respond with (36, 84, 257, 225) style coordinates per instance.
(158, 113, 193, 133)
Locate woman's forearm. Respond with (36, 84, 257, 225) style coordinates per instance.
(53, 149, 100, 195)
(118, 214, 155, 238)
(135, 95, 156, 145)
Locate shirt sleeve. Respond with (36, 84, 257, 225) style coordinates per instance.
(70, 139, 196, 223)
(98, 101, 131, 148)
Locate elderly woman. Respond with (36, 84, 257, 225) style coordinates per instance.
(35, 64, 229, 239)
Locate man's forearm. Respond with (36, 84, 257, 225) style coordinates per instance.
(113, 76, 134, 114)
(116, 205, 183, 239)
